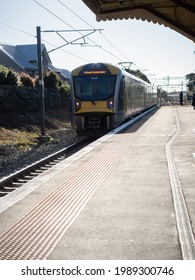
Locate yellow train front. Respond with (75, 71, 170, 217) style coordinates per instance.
(70, 63, 157, 136)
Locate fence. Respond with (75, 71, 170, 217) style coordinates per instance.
(0, 86, 69, 113)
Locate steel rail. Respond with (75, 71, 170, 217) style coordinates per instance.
(0, 139, 91, 196)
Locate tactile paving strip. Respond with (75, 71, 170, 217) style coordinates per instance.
(0, 136, 134, 259)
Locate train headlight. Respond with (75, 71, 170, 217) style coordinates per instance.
(107, 99, 114, 111)
(75, 100, 81, 111)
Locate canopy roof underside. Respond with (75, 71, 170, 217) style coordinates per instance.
(82, 0, 195, 42)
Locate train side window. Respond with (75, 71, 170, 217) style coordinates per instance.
(118, 79, 124, 111)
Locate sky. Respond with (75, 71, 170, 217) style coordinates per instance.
(0, 0, 195, 90)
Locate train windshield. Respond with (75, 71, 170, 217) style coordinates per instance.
(73, 75, 116, 101)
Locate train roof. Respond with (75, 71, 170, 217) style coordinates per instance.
(122, 68, 151, 86)
(71, 62, 120, 76)
(71, 62, 151, 86)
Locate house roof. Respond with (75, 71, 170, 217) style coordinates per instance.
(0, 43, 52, 71)
(0, 43, 70, 79)
(0, 44, 36, 70)
(17, 44, 52, 64)
(82, 0, 195, 42)
(58, 68, 71, 79)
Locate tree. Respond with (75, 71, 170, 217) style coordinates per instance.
(125, 68, 151, 84)
(186, 73, 195, 92)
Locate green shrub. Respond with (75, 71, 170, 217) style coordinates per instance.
(60, 83, 70, 95)
(43, 71, 62, 90)
(0, 65, 8, 85)
(0, 65, 19, 85)
(20, 72, 35, 87)
(6, 69, 19, 85)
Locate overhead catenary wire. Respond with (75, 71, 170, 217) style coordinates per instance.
(32, 0, 131, 62)
(32, 0, 75, 30)
(56, 0, 131, 62)
(0, 20, 36, 39)
(0, 20, 90, 63)
(41, 39, 90, 63)
(32, 0, 103, 50)
(54, 1, 154, 72)
(1, 0, 132, 67)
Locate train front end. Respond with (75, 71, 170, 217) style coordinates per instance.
(70, 63, 119, 136)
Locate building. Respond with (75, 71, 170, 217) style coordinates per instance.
(0, 43, 70, 81)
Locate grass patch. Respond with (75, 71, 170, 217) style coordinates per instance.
(0, 127, 39, 150)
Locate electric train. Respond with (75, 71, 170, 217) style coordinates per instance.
(70, 62, 158, 136)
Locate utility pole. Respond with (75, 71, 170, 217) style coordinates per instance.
(36, 26, 50, 142)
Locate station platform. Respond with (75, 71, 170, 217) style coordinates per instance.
(0, 105, 195, 260)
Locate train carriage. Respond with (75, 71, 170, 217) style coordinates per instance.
(70, 62, 158, 136)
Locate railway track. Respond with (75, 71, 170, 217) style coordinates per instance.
(0, 138, 93, 197)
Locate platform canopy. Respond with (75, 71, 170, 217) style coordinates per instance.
(82, 0, 195, 42)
